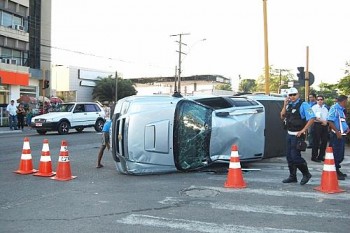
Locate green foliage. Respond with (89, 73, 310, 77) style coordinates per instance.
(255, 67, 294, 93)
(215, 83, 232, 91)
(239, 79, 256, 93)
(92, 76, 137, 102)
(337, 76, 350, 95)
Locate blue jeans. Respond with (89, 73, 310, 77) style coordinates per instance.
(286, 134, 306, 165)
(9, 115, 18, 130)
(329, 132, 345, 169)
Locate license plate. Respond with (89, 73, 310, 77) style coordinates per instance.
(35, 123, 42, 127)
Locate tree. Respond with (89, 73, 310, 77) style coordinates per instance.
(215, 83, 232, 91)
(92, 76, 137, 102)
(337, 62, 350, 95)
(239, 79, 257, 93)
(255, 66, 294, 93)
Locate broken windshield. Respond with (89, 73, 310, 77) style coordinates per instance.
(173, 100, 212, 171)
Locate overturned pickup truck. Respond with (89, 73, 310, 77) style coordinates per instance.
(110, 95, 265, 175)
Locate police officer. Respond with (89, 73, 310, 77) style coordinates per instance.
(280, 87, 315, 185)
(327, 95, 349, 180)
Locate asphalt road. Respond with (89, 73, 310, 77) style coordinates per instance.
(1, 128, 350, 233)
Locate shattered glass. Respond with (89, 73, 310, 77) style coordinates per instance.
(174, 100, 213, 170)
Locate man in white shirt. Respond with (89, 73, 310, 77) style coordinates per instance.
(6, 100, 18, 130)
(311, 95, 329, 162)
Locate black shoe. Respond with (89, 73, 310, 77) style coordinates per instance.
(337, 173, 346, 180)
(311, 157, 322, 163)
(297, 163, 312, 185)
(300, 173, 312, 185)
(337, 170, 347, 178)
(339, 171, 347, 177)
(282, 176, 298, 183)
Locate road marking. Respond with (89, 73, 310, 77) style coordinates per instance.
(117, 214, 326, 233)
(159, 197, 350, 219)
(186, 185, 350, 200)
(210, 203, 350, 219)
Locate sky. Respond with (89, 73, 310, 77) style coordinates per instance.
(50, 0, 350, 90)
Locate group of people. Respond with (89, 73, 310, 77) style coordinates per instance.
(280, 87, 349, 183)
(6, 100, 33, 130)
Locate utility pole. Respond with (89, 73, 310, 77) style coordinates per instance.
(170, 33, 190, 96)
(263, 0, 270, 94)
(115, 71, 118, 103)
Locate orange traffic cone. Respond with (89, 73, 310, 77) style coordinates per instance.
(314, 147, 345, 194)
(14, 137, 37, 175)
(51, 140, 76, 181)
(224, 145, 246, 188)
(34, 139, 55, 177)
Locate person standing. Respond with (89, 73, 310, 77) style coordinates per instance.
(96, 119, 112, 168)
(26, 107, 33, 126)
(280, 87, 315, 185)
(311, 95, 329, 162)
(307, 93, 317, 148)
(327, 95, 349, 180)
(6, 100, 18, 130)
(16, 104, 26, 130)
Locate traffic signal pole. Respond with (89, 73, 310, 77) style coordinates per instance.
(305, 46, 310, 99)
(42, 69, 45, 114)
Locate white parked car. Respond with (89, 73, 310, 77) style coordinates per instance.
(31, 102, 106, 135)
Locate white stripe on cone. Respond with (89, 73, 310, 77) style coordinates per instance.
(42, 143, 49, 151)
(322, 164, 336, 172)
(229, 162, 241, 169)
(40, 156, 51, 162)
(58, 156, 70, 162)
(230, 151, 239, 157)
(21, 154, 32, 160)
(23, 142, 30, 150)
(325, 152, 334, 160)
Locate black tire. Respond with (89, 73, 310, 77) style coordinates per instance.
(75, 127, 84, 133)
(36, 130, 47, 135)
(58, 121, 70, 135)
(94, 119, 105, 132)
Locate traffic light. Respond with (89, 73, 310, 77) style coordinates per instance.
(296, 67, 315, 86)
(43, 80, 50, 89)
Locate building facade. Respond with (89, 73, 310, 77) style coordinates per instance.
(0, 0, 51, 105)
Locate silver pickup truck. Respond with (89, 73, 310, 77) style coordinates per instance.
(110, 95, 265, 175)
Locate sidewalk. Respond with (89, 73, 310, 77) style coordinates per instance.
(0, 126, 32, 134)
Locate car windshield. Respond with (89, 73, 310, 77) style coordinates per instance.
(173, 100, 212, 171)
(52, 104, 75, 112)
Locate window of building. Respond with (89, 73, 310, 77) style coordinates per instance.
(2, 11, 12, 27)
(1, 47, 12, 59)
(13, 15, 22, 26)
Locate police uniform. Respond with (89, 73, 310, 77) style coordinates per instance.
(282, 89, 315, 185)
(327, 101, 349, 179)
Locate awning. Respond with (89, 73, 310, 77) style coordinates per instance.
(0, 70, 29, 85)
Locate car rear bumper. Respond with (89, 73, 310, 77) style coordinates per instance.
(30, 122, 58, 131)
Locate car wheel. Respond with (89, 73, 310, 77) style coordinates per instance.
(94, 119, 105, 132)
(75, 127, 84, 133)
(58, 121, 70, 135)
(36, 130, 47, 135)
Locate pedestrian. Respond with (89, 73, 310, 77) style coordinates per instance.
(311, 95, 329, 162)
(97, 119, 112, 168)
(307, 93, 317, 148)
(6, 100, 18, 130)
(280, 87, 315, 185)
(16, 104, 26, 130)
(26, 107, 33, 126)
(327, 95, 349, 180)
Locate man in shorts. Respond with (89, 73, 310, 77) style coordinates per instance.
(97, 119, 111, 168)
